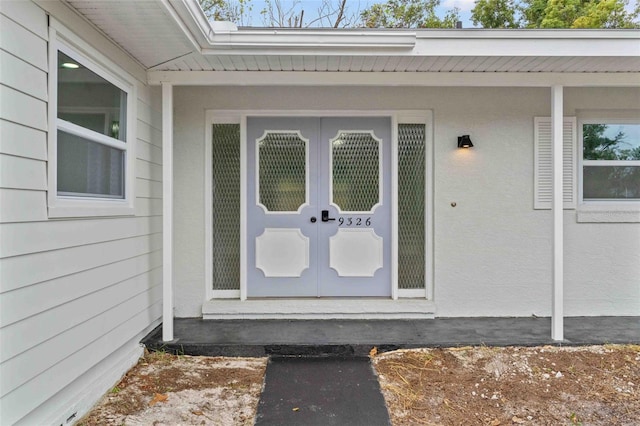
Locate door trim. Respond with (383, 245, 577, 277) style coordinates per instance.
(204, 110, 433, 302)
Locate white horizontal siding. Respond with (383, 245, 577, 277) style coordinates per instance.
(137, 83, 156, 106)
(1, 250, 162, 328)
(136, 177, 163, 199)
(0, 4, 163, 425)
(137, 98, 162, 130)
(137, 119, 163, 146)
(14, 331, 145, 426)
(137, 139, 162, 165)
(1, 233, 163, 293)
(0, 216, 163, 258)
(0, 49, 47, 101)
(0, 12, 47, 71)
(0, 189, 47, 223)
(135, 197, 163, 217)
(0, 154, 47, 191)
(0, 120, 47, 161)
(0, 269, 162, 389)
(137, 158, 163, 181)
(0, 0, 48, 40)
(0, 85, 47, 131)
(1, 298, 162, 425)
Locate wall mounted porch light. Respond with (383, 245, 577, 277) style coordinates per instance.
(457, 135, 473, 148)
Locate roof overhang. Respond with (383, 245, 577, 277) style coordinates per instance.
(58, 0, 640, 84)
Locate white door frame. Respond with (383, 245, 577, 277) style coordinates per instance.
(204, 110, 434, 301)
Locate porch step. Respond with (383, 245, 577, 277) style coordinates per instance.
(202, 299, 436, 320)
(140, 317, 640, 358)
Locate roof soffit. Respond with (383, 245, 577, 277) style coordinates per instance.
(62, 0, 640, 74)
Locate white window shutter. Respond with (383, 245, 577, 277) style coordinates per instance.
(534, 117, 576, 209)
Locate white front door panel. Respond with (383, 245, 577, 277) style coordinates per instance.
(247, 117, 391, 297)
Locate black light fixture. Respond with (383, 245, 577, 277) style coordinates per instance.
(457, 135, 473, 148)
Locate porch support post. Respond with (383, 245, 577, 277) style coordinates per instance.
(551, 85, 564, 341)
(162, 82, 174, 342)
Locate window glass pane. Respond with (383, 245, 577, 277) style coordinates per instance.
(57, 130, 124, 198)
(331, 132, 380, 212)
(258, 132, 307, 212)
(583, 124, 640, 161)
(212, 124, 241, 291)
(583, 166, 640, 200)
(398, 124, 426, 290)
(57, 51, 127, 141)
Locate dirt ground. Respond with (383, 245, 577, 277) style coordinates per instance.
(373, 345, 640, 426)
(77, 351, 267, 426)
(79, 345, 639, 425)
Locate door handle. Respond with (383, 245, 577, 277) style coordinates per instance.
(321, 210, 335, 222)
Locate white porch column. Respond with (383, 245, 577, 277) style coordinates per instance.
(162, 82, 174, 341)
(551, 85, 564, 341)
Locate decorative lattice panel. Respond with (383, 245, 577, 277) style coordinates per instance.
(258, 132, 307, 212)
(331, 132, 380, 212)
(211, 124, 240, 290)
(398, 124, 426, 289)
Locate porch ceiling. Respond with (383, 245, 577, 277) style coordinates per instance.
(64, 0, 640, 75)
(64, 0, 196, 69)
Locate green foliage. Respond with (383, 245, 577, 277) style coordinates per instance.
(520, 0, 551, 27)
(583, 124, 640, 200)
(361, 0, 460, 28)
(200, 0, 639, 29)
(471, 0, 519, 28)
(538, 0, 587, 27)
(572, 0, 636, 28)
(200, 0, 253, 25)
(474, 0, 640, 28)
(583, 124, 640, 160)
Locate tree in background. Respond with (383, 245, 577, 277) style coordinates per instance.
(583, 125, 640, 161)
(201, 0, 357, 27)
(361, 0, 460, 28)
(472, 0, 639, 28)
(582, 124, 640, 199)
(200, 0, 639, 28)
(200, 0, 460, 27)
(471, 0, 519, 27)
(571, 0, 636, 27)
(200, 0, 253, 25)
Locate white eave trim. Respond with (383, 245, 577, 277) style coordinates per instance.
(202, 30, 417, 51)
(161, 1, 639, 70)
(412, 31, 640, 57)
(414, 29, 640, 39)
(148, 70, 640, 87)
(162, 2, 640, 55)
(168, 0, 416, 51)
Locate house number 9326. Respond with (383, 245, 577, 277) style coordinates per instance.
(338, 217, 371, 227)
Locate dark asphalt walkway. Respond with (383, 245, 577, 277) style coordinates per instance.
(255, 357, 390, 426)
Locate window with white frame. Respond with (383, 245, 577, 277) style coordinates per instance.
(580, 120, 640, 202)
(48, 27, 135, 217)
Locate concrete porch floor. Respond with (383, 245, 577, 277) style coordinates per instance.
(141, 317, 640, 357)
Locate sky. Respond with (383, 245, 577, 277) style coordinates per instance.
(240, 0, 477, 28)
(236, 0, 638, 28)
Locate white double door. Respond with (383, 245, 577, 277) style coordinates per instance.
(247, 117, 391, 297)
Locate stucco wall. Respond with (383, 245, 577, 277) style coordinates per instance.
(173, 85, 639, 318)
(563, 88, 640, 316)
